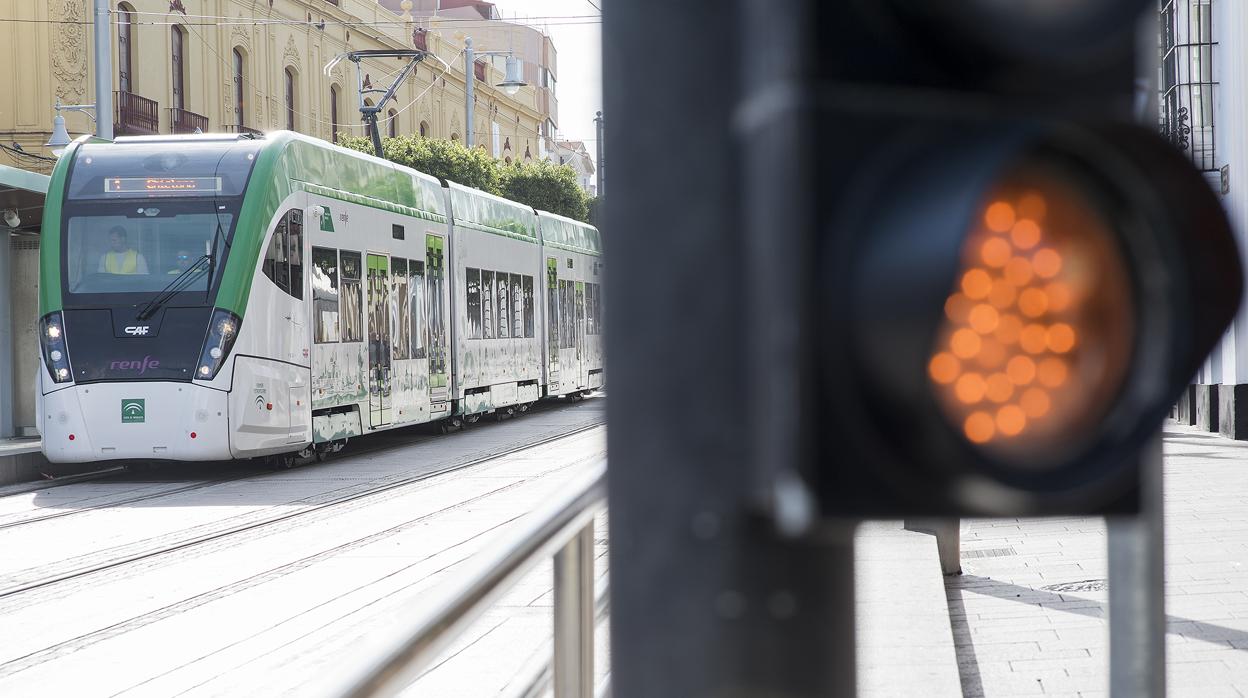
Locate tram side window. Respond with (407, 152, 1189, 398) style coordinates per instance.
(522, 275, 535, 338)
(585, 283, 595, 336)
(340, 251, 364, 342)
(547, 260, 559, 356)
(312, 247, 340, 343)
(263, 217, 290, 294)
(558, 280, 569, 349)
(262, 210, 303, 300)
(575, 283, 586, 346)
(497, 271, 510, 339)
(466, 268, 482, 340)
(393, 258, 410, 360)
(511, 274, 523, 339)
(287, 210, 303, 300)
(482, 270, 495, 339)
(412, 260, 428, 357)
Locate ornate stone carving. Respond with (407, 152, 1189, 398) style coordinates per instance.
(231, 18, 252, 54)
(283, 34, 301, 71)
(52, 0, 88, 104)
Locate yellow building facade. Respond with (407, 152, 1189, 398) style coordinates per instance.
(0, 0, 548, 175)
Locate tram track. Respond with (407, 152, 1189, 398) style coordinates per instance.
(0, 420, 606, 603)
(0, 397, 589, 532)
(0, 456, 590, 682)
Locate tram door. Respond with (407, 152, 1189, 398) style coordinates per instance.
(367, 253, 392, 427)
(425, 235, 449, 402)
(546, 257, 560, 389)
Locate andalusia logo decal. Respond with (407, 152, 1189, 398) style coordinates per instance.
(121, 399, 146, 423)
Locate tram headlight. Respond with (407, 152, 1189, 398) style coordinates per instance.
(38, 312, 73, 384)
(194, 309, 242, 381)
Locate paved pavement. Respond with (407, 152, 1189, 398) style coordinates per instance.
(947, 423, 1248, 697)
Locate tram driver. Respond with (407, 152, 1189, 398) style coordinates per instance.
(167, 250, 194, 275)
(98, 226, 150, 275)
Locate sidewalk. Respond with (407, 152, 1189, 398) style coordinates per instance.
(947, 423, 1248, 697)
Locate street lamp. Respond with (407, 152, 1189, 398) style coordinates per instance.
(46, 100, 98, 157)
(464, 36, 528, 148)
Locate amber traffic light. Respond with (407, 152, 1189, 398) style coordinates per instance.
(824, 126, 1242, 516)
(929, 164, 1134, 466)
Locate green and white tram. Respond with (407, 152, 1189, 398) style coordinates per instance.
(37, 131, 604, 464)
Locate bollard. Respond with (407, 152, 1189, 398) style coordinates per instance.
(903, 519, 962, 576)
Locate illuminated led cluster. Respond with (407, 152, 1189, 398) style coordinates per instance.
(928, 195, 1084, 446)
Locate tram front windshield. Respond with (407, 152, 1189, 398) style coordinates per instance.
(66, 204, 232, 295)
(60, 139, 261, 308)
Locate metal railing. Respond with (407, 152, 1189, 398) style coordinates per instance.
(114, 90, 159, 136)
(225, 124, 264, 136)
(333, 461, 608, 698)
(169, 107, 209, 134)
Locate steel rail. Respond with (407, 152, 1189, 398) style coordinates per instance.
(333, 460, 608, 698)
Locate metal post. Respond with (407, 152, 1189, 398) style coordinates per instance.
(94, 0, 113, 140)
(465, 37, 475, 148)
(553, 521, 595, 698)
(0, 232, 12, 439)
(594, 111, 604, 197)
(1108, 435, 1165, 698)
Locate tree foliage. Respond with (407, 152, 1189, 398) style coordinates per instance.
(499, 160, 591, 223)
(337, 134, 591, 223)
(338, 134, 501, 194)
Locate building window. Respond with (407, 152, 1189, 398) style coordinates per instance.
(420, 120, 429, 138)
(330, 84, 340, 143)
(118, 3, 136, 94)
(388, 109, 397, 138)
(285, 67, 297, 131)
(363, 99, 374, 139)
(171, 25, 186, 111)
(1161, 0, 1218, 172)
(232, 48, 246, 129)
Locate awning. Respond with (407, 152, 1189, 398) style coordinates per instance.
(0, 163, 50, 237)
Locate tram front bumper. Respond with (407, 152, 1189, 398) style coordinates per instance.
(40, 382, 231, 463)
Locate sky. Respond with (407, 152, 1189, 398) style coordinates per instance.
(488, 0, 603, 146)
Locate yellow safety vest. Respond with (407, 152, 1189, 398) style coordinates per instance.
(105, 250, 139, 274)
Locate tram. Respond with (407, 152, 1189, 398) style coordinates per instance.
(36, 131, 604, 464)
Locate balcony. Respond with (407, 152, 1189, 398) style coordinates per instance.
(225, 124, 264, 137)
(115, 91, 159, 136)
(168, 107, 209, 134)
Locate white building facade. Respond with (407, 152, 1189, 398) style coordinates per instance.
(1167, 0, 1248, 436)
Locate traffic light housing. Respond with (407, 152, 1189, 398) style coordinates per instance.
(745, 0, 1243, 518)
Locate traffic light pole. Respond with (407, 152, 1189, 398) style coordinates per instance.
(1108, 435, 1166, 698)
(606, 1, 856, 695)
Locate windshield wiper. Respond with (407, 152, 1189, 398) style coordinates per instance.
(205, 216, 230, 303)
(134, 254, 211, 321)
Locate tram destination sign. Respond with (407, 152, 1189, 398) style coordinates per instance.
(105, 177, 223, 195)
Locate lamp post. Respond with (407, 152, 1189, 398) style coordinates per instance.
(93, 0, 113, 140)
(594, 111, 604, 197)
(464, 36, 527, 149)
(46, 101, 98, 157)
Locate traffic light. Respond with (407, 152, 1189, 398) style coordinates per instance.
(744, 0, 1244, 517)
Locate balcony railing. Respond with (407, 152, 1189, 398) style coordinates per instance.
(168, 107, 209, 134)
(115, 90, 159, 136)
(225, 124, 264, 137)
